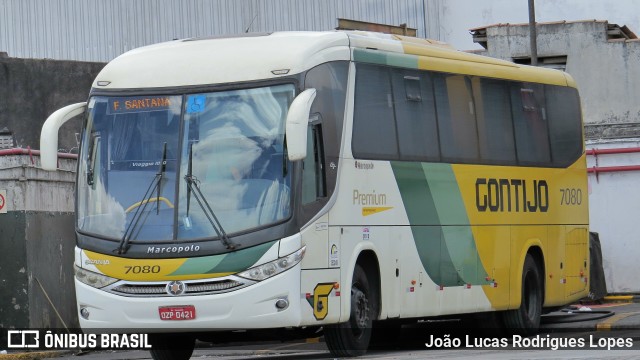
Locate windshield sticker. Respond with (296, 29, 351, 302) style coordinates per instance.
(186, 95, 206, 114)
(107, 97, 172, 114)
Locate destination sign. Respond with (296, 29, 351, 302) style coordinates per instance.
(107, 96, 173, 114)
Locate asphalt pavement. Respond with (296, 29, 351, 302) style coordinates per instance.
(3, 298, 640, 360)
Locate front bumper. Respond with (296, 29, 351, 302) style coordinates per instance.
(76, 264, 302, 330)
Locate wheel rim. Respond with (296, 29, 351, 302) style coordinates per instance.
(350, 285, 370, 338)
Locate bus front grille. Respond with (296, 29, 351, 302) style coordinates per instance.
(107, 278, 248, 297)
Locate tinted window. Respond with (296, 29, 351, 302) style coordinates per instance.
(511, 83, 551, 165)
(473, 78, 516, 164)
(304, 62, 348, 160)
(434, 74, 479, 163)
(353, 64, 398, 159)
(352, 62, 582, 168)
(302, 123, 326, 204)
(545, 85, 583, 166)
(390, 69, 440, 161)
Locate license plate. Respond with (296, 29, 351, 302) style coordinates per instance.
(159, 305, 196, 320)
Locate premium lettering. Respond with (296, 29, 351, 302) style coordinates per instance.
(353, 190, 386, 206)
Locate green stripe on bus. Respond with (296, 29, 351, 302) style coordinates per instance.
(392, 162, 490, 286)
(391, 161, 463, 286)
(353, 49, 418, 69)
(423, 163, 489, 284)
(169, 241, 276, 276)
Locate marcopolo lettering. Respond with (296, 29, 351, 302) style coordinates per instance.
(475, 178, 549, 213)
(147, 245, 201, 254)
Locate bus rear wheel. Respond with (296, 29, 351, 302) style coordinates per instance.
(148, 333, 195, 360)
(501, 254, 543, 335)
(324, 264, 373, 357)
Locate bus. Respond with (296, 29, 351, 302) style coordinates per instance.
(40, 31, 589, 358)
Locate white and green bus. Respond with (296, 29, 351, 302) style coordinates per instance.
(41, 31, 589, 358)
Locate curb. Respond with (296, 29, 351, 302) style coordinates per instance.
(0, 351, 72, 360)
(604, 295, 640, 303)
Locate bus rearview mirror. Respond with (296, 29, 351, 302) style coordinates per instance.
(285, 88, 316, 162)
(40, 102, 87, 171)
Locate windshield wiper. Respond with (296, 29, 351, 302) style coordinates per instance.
(116, 142, 167, 254)
(156, 143, 167, 215)
(87, 133, 100, 186)
(184, 144, 236, 250)
(282, 136, 288, 178)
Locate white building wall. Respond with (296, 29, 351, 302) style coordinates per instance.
(0, 0, 427, 62)
(586, 140, 640, 293)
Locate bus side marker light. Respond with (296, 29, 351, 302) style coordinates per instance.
(411, 280, 416, 285)
(465, 284, 471, 289)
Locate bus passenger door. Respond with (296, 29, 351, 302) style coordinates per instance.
(299, 117, 341, 323)
(299, 117, 330, 268)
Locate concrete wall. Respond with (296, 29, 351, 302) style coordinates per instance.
(0, 155, 77, 329)
(434, 0, 640, 50)
(0, 56, 104, 151)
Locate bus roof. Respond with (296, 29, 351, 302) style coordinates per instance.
(93, 31, 571, 90)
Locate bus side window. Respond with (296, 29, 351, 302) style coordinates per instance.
(545, 85, 583, 167)
(473, 77, 516, 164)
(391, 69, 440, 161)
(352, 64, 398, 159)
(511, 83, 551, 165)
(434, 73, 479, 163)
(302, 117, 326, 205)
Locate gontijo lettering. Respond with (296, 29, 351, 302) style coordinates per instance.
(107, 97, 172, 114)
(475, 178, 549, 213)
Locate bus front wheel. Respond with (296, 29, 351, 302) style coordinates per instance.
(501, 254, 543, 335)
(324, 264, 373, 357)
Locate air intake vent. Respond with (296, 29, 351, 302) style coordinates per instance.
(108, 278, 248, 297)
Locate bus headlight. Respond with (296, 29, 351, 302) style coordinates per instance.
(237, 246, 305, 281)
(75, 265, 118, 288)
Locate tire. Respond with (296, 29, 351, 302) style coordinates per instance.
(324, 264, 374, 357)
(501, 254, 543, 335)
(149, 334, 195, 360)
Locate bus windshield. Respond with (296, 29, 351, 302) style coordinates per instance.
(77, 84, 295, 243)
